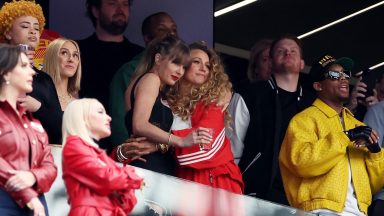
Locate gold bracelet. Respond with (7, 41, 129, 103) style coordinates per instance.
(157, 143, 168, 154)
(167, 132, 172, 145)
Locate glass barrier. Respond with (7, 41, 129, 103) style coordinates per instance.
(46, 145, 315, 216)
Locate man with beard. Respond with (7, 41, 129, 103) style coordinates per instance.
(238, 34, 315, 205)
(77, 0, 143, 110)
(279, 54, 384, 216)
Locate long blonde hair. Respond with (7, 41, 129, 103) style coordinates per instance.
(43, 38, 82, 96)
(167, 42, 232, 120)
(62, 98, 99, 147)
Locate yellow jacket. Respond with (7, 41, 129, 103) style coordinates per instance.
(279, 99, 384, 214)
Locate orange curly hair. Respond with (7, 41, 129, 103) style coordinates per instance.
(0, 0, 45, 43)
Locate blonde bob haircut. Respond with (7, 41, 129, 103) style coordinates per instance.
(43, 38, 82, 96)
(0, 0, 45, 43)
(62, 98, 99, 148)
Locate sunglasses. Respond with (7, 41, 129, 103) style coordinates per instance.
(323, 70, 351, 80)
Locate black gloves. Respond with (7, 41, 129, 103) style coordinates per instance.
(345, 126, 372, 141)
(345, 126, 381, 153)
(366, 143, 381, 153)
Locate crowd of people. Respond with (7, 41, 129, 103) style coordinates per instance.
(0, 0, 383, 216)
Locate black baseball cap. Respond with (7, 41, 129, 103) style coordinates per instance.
(309, 54, 354, 82)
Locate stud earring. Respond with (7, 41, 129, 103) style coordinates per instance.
(5, 80, 10, 85)
(319, 88, 322, 91)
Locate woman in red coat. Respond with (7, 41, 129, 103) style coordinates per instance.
(0, 44, 57, 216)
(61, 98, 143, 216)
(167, 42, 244, 194)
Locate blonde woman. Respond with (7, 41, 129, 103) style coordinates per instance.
(167, 42, 243, 193)
(62, 98, 143, 216)
(43, 38, 81, 110)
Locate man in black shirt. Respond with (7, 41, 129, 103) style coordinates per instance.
(77, 0, 143, 109)
(239, 34, 315, 205)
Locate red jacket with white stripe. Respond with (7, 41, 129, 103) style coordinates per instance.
(173, 102, 235, 169)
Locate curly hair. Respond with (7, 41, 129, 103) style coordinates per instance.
(0, 0, 45, 43)
(167, 42, 232, 120)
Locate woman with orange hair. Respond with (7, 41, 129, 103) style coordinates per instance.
(0, 0, 63, 144)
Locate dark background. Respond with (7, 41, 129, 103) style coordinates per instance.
(214, 0, 384, 85)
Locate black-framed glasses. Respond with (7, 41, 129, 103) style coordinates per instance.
(324, 70, 351, 80)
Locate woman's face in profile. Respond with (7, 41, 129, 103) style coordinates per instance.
(6, 16, 40, 49)
(5, 53, 35, 94)
(87, 101, 111, 141)
(156, 54, 185, 86)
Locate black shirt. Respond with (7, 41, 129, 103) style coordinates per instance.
(29, 68, 63, 144)
(77, 33, 143, 109)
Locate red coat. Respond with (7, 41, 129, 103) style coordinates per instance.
(0, 101, 57, 207)
(173, 102, 243, 194)
(62, 136, 143, 216)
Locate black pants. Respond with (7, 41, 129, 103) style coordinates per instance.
(368, 199, 384, 216)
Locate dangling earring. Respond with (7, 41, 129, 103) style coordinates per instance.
(5, 35, 11, 40)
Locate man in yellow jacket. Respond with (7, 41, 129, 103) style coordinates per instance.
(279, 54, 384, 216)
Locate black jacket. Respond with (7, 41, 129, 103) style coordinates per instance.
(238, 75, 315, 204)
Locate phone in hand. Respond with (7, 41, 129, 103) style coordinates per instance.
(359, 69, 376, 98)
(17, 44, 34, 53)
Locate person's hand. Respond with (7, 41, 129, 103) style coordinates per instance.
(5, 170, 36, 192)
(17, 96, 41, 112)
(120, 137, 156, 162)
(361, 89, 379, 107)
(25, 50, 36, 64)
(179, 127, 213, 148)
(27, 197, 46, 216)
(348, 125, 381, 153)
(345, 125, 372, 142)
(347, 77, 366, 111)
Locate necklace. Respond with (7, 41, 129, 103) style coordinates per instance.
(58, 93, 73, 105)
